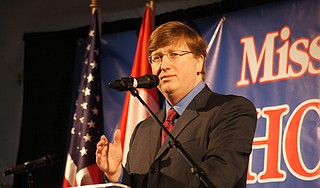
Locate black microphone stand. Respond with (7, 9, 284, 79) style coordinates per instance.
(127, 87, 213, 187)
(26, 169, 34, 188)
(4, 154, 55, 188)
(6, 162, 35, 188)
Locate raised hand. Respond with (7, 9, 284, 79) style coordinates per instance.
(96, 129, 123, 182)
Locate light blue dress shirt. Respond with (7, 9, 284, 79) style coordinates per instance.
(165, 81, 205, 119)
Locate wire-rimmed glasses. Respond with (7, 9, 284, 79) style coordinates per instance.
(148, 50, 193, 64)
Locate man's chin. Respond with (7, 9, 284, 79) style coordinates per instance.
(159, 85, 175, 95)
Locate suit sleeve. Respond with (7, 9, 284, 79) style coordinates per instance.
(195, 96, 257, 188)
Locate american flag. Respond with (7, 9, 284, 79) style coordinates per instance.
(63, 7, 104, 187)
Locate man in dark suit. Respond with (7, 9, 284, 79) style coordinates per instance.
(96, 21, 257, 188)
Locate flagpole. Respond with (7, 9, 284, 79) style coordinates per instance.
(149, 0, 155, 28)
(206, 16, 226, 53)
(90, 0, 102, 36)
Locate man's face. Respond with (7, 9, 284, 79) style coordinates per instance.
(150, 42, 204, 105)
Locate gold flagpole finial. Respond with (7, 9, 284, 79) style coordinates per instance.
(221, 16, 226, 23)
(148, 0, 155, 28)
(90, 0, 100, 8)
(149, 0, 155, 11)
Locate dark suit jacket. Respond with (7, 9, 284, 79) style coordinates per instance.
(122, 85, 257, 188)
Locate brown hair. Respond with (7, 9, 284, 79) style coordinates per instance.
(148, 21, 207, 79)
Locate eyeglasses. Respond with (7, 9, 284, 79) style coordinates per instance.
(148, 50, 193, 64)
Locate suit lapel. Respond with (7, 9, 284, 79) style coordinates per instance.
(150, 110, 165, 160)
(154, 103, 199, 160)
(153, 85, 212, 161)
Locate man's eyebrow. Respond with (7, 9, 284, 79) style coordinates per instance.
(151, 51, 162, 55)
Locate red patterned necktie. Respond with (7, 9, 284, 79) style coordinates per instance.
(161, 108, 178, 145)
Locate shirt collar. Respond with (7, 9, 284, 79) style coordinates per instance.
(165, 81, 205, 116)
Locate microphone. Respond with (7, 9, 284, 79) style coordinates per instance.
(4, 154, 56, 176)
(109, 74, 159, 91)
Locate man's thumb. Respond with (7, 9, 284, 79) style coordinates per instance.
(114, 129, 121, 146)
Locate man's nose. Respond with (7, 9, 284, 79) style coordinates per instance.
(160, 55, 171, 69)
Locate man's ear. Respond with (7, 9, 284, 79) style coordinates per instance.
(196, 55, 205, 73)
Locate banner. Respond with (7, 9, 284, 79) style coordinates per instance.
(89, 0, 319, 187)
(203, 0, 320, 187)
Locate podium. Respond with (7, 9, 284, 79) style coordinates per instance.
(71, 183, 130, 188)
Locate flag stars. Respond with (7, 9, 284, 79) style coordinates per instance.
(81, 102, 88, 110)
(87, 44, 91, 51)
(83, 133, 92, 142)
(94, 49, 99, 56)
(80, 147, 88, 156)
(87, 120, 95, 128)
(71, 127, 75, 134)
(82, 87, 91, 96)
(79, 117, 85, 123)
(96, 95, 100, 102)
(89, 30, 95, 37)
(92, 107, 98, 115)
(90, 61, 97, 69)
(87, 73, 94, 83)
